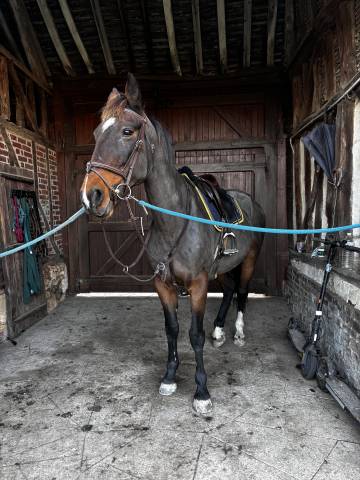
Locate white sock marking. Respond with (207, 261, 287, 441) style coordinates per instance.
(234, 311, 245, 339)
(212, 326, 225, 340)
(102, 117, 116, 132)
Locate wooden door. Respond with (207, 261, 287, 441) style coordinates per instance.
(74, 154, 153, 292)
(176, 147, 269, 292)
(64, 95, 283, 294)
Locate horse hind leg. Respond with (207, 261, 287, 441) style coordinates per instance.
(211, 271, 237, 348)
(234, 244, 258, 346)
(155, 277, 179, 396)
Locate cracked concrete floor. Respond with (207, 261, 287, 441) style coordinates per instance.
(0, 294, 359, 480)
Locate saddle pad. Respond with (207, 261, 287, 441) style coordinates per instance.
(182, 173, 244, 232)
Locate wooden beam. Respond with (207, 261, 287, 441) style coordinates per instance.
(0, 57, 10, 120)
(9, 0, 50, 81)
(191, 0, 203, 75)
(58, 0, 95, 74)
(162, 0, 182, 76)
(39, 90, 48, 136)
(0, 46, 51, 93)
(0, 6, 25, 63)
(90, 0, 116, 75)
(116, 0, 134, 70)
(8, 62, 37, 131)
(216, 0, 227, 73)
(243, 0, 252, 67)
(0, 125, 19, 166)
(140, 0, 154, 71)
(267, 0, 278, 66)
(284, 0, 294, 66)
(36, 0, 75, 76)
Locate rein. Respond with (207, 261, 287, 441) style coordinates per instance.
(85, 108, 188, 283)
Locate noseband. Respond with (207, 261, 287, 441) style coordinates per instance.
(85, 108, 154, 201)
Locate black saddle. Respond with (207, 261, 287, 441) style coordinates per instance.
(178, 166, 240, 224)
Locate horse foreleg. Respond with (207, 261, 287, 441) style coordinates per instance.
(188, 272, 212, 415)
(155, 277, 179, 396)
(234, 244, 258, 346)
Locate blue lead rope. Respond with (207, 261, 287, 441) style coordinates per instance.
(136, 199, 360, 235)
(0, 207, 86, 258)
(1, 200, 360, 259)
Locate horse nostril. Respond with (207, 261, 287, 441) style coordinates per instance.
(90, 188, 103, 208)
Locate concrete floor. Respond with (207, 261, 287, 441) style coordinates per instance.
(0, 295, 359, 480)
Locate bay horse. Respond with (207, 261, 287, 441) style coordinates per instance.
(80, 74, 265, 415)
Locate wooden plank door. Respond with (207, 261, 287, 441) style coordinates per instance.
(176, 147, 271, 292)
(74, 154, 153, 292)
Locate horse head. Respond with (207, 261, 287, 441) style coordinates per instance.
(80, 73, 157, 218)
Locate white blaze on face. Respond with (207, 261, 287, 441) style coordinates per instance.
(82, 174, 90, 209)
(101, 117, 116, 133)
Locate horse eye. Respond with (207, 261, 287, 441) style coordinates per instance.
(122, 128, 134, 136)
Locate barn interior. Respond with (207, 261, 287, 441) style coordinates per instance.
(0, 0, 360, 477)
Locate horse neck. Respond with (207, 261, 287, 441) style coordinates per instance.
(144, 148, 188, 236)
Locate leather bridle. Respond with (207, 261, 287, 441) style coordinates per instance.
(85, 108, 153, 202)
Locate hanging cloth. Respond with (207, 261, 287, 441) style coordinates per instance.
(12, 196, 24, 243)
(21, 198, 42, 304)
(301, 123, 336, 180)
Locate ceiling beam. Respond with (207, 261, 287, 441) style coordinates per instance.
(9, 0, 50, 82)
(216, 0, 227, 74)
(116, 0, 134, 71)
(0, 6, 25, 63)
(191, 0, 203, 75)
(243, 0, 252, 67)
(36, 0, 74, 76)
(90, 0, 116, 75)
(140, 0, 154, 72)
(58, 0, 94, 74)
(162, 0, 182, 76)
(267, 0, 278, 66)
(284, 0, 294, 66)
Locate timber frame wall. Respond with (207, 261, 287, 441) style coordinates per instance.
(288, 0, 360, 247)
(0, 50, 62, 337)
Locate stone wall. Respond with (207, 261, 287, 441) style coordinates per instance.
(284, 252, 360, 396)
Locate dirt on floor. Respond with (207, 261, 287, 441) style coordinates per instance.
(0, 295, 359, 480)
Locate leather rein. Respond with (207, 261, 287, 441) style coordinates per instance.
(84, 108, 187, 283)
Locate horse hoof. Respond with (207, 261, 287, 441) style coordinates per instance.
(193, 398, 213, 416)
(212, 327, 226, 348)
(233, 335, 245, 347)
(159, 382, 177, 396)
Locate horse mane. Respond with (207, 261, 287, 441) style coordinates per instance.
(149, 118, 175, 165)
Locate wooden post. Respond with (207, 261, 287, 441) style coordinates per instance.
(0, 56, 10, 120)
(40, 90, 48, 137)
(284, 0, 294, 65)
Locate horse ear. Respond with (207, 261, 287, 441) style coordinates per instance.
(125, 73, 143, 113)
(106, 88, 120, 104)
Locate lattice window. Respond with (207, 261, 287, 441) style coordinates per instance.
(175, 149, 256, 166)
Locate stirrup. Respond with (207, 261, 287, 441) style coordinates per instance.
(222, 232, 238, 256)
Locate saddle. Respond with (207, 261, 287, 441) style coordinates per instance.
(178, 166, 244, 255)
